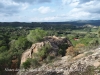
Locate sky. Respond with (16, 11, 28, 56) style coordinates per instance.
(0, 0, 100, 22)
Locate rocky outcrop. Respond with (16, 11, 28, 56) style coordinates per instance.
(18, 47, 100, 75)
(21, 36, 72, 64)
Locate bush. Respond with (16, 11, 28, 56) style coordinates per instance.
(75, 43, 85, 48)
(27, 28, 47, 43)
(0, 46, 7, 52)
(38, 43, 51, 59)
(15, 37, 31, 50)
(31, 58, 40, 68)
(89, 39, 99, 46)
(45, 55, 54, 63)
(22, 58, 40, 69)
(58, 43, 69, 56)
(22, 59, 31, 69)
(66, 44, 84, 57)
(66, 46, 78, 57)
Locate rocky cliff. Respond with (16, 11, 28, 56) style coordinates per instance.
(21, 36, 72, 64)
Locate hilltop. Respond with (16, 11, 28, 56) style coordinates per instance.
(17, 45, 100, 75)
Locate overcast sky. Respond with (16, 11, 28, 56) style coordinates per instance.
(0, 0, 100, 22)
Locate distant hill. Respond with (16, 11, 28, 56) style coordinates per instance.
(0, 20, 100, 27)
(75, 20, 100, 26)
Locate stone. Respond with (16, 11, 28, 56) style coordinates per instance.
(21, 36, 72, 64)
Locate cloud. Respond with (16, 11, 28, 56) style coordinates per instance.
(38, 0, 51, 3)
(21, 3, 29, 10)
(0, 0, 100, 22)
(62, 0, 71, 5)
(33, 6, 55, 14)
(0, 0, 29, 16)
(76, 0, 100, 14)
(79, 0, 92, 4)
(30, 16, 58, 22)
(13, 0, 51, 4)
(0, 3, 4, 8)
(61, 0, 100, 20)
(69, 10, 91, 19)
(53, 0, 100, 21)
(0, 0, 19, 15)
(62, 0, 79, 5)
(0, 0, 52, 16)
(43, 16, 58, 21)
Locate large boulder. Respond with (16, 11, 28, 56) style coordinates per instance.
(21, 36, 72, 64)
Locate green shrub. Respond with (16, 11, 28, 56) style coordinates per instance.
(38, 43, 51, 58)
(58, 43, 69, 56)
(45, 55, 54, 63)
(22, 58, 40, 69)
(0, 46, 7, 52)
(22, 58, 31, 69)
(27, 28, 47, 43)
(31, 58, 40, 68)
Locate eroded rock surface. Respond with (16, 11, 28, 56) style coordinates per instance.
(21, 36, 72, 64)
(18, 47, 100, 75)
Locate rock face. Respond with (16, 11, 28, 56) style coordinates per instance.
(18, 47, 100, 75)
(21, 36, 72, 64)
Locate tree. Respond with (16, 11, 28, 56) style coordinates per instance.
(0, 46, 7, 52)
(27, 28, 47, 43)
(0, 40, 6, 46)
(10, 37, 31, 51)
(15, 37, 31, 50)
